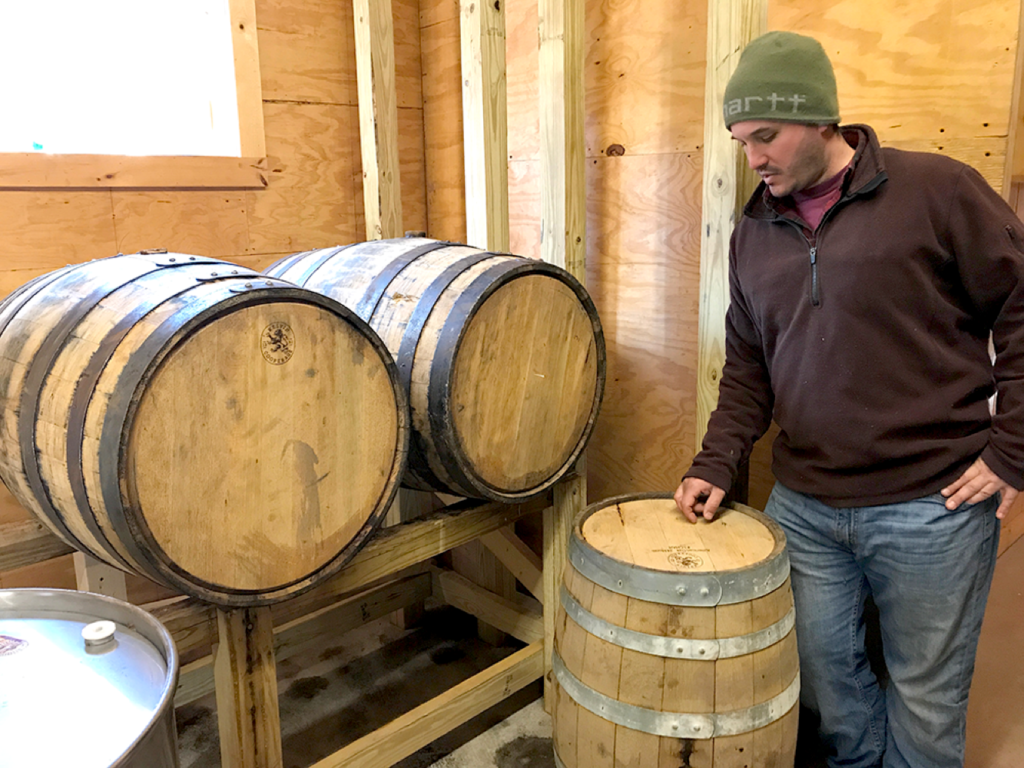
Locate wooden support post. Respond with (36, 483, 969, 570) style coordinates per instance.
(229, 0, 266, 159)
(386, 489, 442, 628)
(544, 474, 582, 711)
(539, 0, 587, 712)
(451, 538, 516, 645)
(694, 0, 766, 450)
(480, 526, 544, 603)
(1003, 0, 1024, 197)
(73, 551, 127, 601)
(214, 606, 283, 768)
(431, 566, 543, 644)
(539, 0, 586, 275)
(460, 0, 509, 251)
(354, 0, 403, 239)
(456, 0, 518, 646)
(175, 572, 433, 707)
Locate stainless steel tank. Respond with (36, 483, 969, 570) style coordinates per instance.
(0, 588, 179, 768)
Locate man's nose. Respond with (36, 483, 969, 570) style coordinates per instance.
(743, 145, 765, 169)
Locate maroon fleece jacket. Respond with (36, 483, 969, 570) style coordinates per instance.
(686, 124, 1024, 506)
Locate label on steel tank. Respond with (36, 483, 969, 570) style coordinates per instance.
(261, 321, 295, 365)
(0, 634, 27, 657)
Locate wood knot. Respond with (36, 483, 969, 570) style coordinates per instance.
(605, 144, 625, 157)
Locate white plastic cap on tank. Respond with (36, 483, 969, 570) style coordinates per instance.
(82, 619, 117, 649)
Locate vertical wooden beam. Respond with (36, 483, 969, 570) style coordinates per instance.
(229, 0, 266, 158)
(539, 0, 586, 275)
(1002, 0, 1024, 199)
(355, 0, 404, 239)
(214, 606, 283, 768)
(460, 0, 509, 251)
(538, 0, 586, 712)
(386, 489, 442, 628)
(694, 0, 767, 451)
(73, 551, 127, 601)
(456, 0, 517, 646)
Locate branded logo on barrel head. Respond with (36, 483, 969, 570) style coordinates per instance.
(261, 322, 295, 365)
(654, 545, 705, 569)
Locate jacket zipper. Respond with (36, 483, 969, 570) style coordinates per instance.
(782, 201, 844, 308)
(809, 245, 819, 306)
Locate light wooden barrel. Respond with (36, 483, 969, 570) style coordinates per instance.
(265, 238, 605, 501)
(0, 252, 408, 606)
(553, 493, 799, 768)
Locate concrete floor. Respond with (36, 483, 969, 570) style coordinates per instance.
(176, 536, 1024, 768)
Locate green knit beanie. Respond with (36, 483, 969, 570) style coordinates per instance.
(723, 31, 840, 128)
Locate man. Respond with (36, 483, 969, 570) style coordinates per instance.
(674, 31, 1024, 768)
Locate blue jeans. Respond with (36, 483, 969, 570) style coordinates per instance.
(764, 483, 1000, 768)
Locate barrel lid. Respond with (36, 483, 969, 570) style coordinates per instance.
(0, 589, 176, 768)
(569, 494, 790, 606)
(580, 496, 776, 572)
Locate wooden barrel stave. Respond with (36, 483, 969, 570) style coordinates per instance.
(0, 257, 157, 564)
(552, 494, 799, 767)
(265, 238, 605, 501)
(0, 253, 408, 605)
(37, 261, 223, 572)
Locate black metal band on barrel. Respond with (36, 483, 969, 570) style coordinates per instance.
(428, 260, 606, 501)
(16, 263, 142, 561)
(96, 282, 261, 594)
(354, 240, 454, 322)
(98, 283, 399, 605)
(291, 244, 359, 287)
(66, 264, 249, 571)
(0, 265, 78, 342)
(396, 251, 502, 491)
(426, 259, 524, 498)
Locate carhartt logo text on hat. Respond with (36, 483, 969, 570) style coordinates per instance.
(724, 93, 808, 119)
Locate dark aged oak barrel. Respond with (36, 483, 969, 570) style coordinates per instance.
(265, 238, 605, 501)
(552, 494, 799, 768)
(0, 252, 408, 606)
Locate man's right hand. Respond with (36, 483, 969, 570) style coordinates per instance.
(674, 477, 727, 523)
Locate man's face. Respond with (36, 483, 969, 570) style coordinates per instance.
(730, 120, 830, 197)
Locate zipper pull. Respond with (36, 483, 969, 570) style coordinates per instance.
(809, 246, 820, 306)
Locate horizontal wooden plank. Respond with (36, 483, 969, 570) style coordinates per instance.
(110, 191, 250, 258)
(0, 154, 269, 189)
(148, 495, 550, 661)
(0, 519, 74, 573)
(309, 641, 544, 768)
(174, 572, 432, 706)
(0, 192, 118, 273)
(431, 567, 543, 644)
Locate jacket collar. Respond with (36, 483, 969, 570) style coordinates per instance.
(742, 124, 888, 221)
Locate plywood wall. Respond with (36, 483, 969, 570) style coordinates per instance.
(498, 0, 1021, 508)
(0, 0, 428, 591)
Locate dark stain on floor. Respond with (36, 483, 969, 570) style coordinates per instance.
(430, 643, 467, 665)
(495, 736, 555, 768)
(284, 676, 329, 701)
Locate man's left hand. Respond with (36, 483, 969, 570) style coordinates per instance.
(941, 457, 1018, 519)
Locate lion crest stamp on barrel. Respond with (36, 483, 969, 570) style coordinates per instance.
(261, 321, 295, 365)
